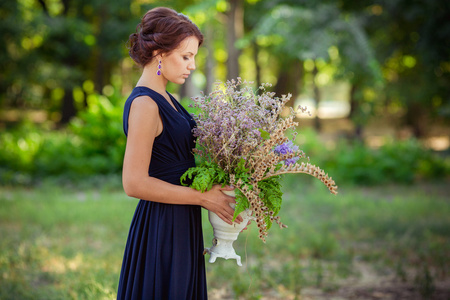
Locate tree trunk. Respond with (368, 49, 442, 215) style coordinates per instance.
(205, 24, 215, 95)
(60, 88, 76, 124)
(297, 59, 304, 100)
(274, 67, 290, 95)
(274, 59, 303, 109)
(94, 53, 105, 94)
(312, 61, 321, 131)
(348, 83, 363, 141)
(405, 102, 426, 138)
(291, 60, 302, 102)
(226, 0, 243, 80)
(252, 40, 261, 89)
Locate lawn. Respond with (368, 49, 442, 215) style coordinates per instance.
(0, 177, 449, 299)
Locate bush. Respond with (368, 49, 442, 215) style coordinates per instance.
(69, 93, 126, 175)
(296, 128, 450, 185)
(1, 106, 448, 186)
(0, 93, 126, 185)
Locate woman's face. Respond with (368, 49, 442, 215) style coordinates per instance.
(160, 36, 199, 85)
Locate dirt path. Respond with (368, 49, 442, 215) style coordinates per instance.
(209, 261, 450, 299)
(300, 261, 450, 300)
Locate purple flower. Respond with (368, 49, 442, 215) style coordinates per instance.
(285, 157, 299, 166)
(274, 141, 300, 166)
(274, 141, 298, 155)
(190, 79, 286, 172)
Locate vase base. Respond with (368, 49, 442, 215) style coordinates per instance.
(204, 247, 242, 266)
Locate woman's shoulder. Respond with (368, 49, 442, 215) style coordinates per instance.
(123, 89, 162, 136)
(126, 95, 162, 136)
(129, 95, 159, 115)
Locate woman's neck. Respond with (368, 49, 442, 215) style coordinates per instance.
(136, 64, 168, 96)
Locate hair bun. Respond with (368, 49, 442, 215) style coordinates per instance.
(127, 7, 203, 67)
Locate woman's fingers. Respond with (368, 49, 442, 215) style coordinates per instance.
(206, 184, 244, 224)
(218, 212, 234, 225)
(215, 201, 241, 225)
(218, 212, 243, 225)
(225, 195, 236, 204)
(219, 184, 235, 191)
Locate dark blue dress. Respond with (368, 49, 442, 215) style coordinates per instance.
(117, 86, 207, 300)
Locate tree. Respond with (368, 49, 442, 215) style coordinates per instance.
(36, 0, 134, 124)
(339, 0, 450, 138)
(0, 1, 39, 110)
(0, 0, 134, 124)
(252, 3, 379, 132)
(225, 0, 244, 81)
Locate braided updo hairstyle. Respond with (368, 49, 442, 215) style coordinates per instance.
(128, 7, 204, 67)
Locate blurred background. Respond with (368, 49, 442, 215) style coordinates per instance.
(1, 0, 449, 299)
(1, 0, 449, 184)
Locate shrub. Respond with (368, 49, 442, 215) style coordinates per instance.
(1, 102, 448, 186)
(296, 129, 450, 185)
(69, 93, 126, 174)
(1, 93, 126, 185)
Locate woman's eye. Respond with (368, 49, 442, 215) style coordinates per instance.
(183, 56, 189, 60)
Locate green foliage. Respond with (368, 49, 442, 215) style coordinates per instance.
(1, 0, 448, 140)
(0, 123, 445, 204)
(0, 0, 135, 112)
(232, 187, 250, 220)
(69, 93, 126, 174)
(1, 119, 448, 188)
(258, 128, 271, 140)
(0, 92, 125, 185)
(322, 139, 449, 185)
(180, 161, 229, 192)
(181, 158, 284, 225)
(180, 160, 252, 221)
(258, 177, 283, 229)
(0, 122, 47, 184)
(296, 128, 450, 185)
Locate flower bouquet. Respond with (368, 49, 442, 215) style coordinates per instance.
(181, 78, 337, 264)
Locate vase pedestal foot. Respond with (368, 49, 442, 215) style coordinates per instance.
(204, 242, 242, 266)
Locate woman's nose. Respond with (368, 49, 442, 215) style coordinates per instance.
(188, 59, 196, 70)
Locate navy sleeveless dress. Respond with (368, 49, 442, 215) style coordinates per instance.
(117, 86, 207, 300)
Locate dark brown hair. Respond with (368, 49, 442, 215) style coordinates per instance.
(128, 7, 204, 67)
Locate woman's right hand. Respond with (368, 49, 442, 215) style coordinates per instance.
(200, 185, 244, 225)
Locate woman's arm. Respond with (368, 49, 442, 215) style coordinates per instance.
(122, 96, 240, 224)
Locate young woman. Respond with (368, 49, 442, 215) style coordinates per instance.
(117, 7, 243, 300)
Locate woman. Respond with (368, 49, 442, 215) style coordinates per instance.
(117, 7, 243, 300)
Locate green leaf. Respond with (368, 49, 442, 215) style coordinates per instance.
(259, 128, 271, 140)
(180, 162, 230, 193)
(235, 158, 249, 174)
(233, 191, 249, 221)
(258, 177, 283, 217)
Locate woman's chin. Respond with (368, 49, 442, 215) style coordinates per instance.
(171, 78, 186, 85)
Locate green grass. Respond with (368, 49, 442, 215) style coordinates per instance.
(0, 178, 449, 299)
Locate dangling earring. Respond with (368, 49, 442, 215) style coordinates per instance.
(156, 60, 162, 76)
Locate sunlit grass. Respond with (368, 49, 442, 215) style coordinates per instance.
(206, 177, 450, 299)
(0, 186, 135, 300)
(0, 178, 449, 299)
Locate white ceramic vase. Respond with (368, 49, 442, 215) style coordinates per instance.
(204, 190, 253, 266)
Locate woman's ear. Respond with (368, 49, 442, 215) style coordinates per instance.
(152, 51, 162, 62)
